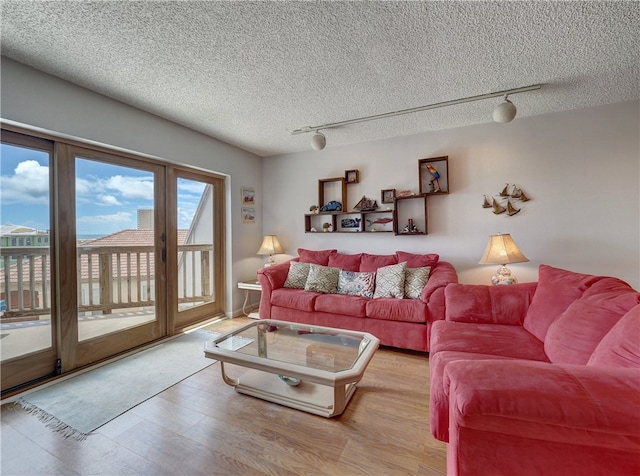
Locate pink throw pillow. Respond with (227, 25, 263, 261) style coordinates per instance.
(523, 265, 601, 342)
(395, 251, 439, 268)
(544, 279, 640, 364)
(297, 248, 337, 266)
(588, 305, 640, 368)
(328, 253, 363, 272)
(359, 253, 397, 272)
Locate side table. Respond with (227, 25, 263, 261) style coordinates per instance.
(237, 279, 261, 318)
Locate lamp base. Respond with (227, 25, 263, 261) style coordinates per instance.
(491, 265, 518, 285)
(263, 256, 276, 267)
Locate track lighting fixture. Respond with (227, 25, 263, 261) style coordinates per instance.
(310, 131, 326, 151)
(292, 84, 542, 150)
(492, 96, 517, 123)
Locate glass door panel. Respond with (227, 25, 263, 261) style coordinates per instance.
(70, 148, 166, 368)
(75, 158, 158, 341)
(1, 132, 58, 392)
(171, 171, 225, 330)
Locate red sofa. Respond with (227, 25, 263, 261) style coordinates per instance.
(257, 248, 458, 352)
(429, 264, 640, 476)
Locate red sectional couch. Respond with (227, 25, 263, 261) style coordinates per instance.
(257, 248, 458, 352)
(429, 264, 640, 476)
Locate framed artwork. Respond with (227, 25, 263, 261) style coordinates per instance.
(419, 156, 449, 194)
(241, 187, 255, 206)
(381, 188, 396, 204)
(241, 207, 255, 224)
(345, 169, 360, 184)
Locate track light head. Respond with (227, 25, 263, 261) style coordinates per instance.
(310, 131, 326, 151)
(493, 96, 517, 123)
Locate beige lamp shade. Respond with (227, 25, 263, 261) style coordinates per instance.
(479, 234, 528, 285)
(257, 235, 284, 266)
(479, 234, 528, 265)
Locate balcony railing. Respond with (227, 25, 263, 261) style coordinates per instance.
(0, 244, 213, 320)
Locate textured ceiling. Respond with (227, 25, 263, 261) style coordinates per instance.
(1, 1, 639, 157)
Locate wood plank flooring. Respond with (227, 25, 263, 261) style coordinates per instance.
(1, 317, 447, 475)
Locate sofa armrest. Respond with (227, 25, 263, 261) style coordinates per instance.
(256, 259, 293, 318)
(444, 282, 537, 326)
(445, 359, 640, 449)
(421, 261, 458, 323)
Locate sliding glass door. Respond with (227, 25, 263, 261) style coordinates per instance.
(1, 128, 226, 394)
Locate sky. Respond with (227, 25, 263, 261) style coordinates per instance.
(1, 143, 205, 236)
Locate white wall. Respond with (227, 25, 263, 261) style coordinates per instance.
(263, 100, 640, 289)
(1, 57, 265, 316)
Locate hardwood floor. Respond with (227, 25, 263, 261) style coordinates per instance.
(1, 317, 447, 475)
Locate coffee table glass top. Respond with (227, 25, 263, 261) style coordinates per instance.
(212, 320, 373, 373)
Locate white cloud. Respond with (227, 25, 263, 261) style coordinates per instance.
(77, 211, 132, 223)
(0, 160, 49, 204)
(104, 175, 154, 200)
(98, 194, 122, 206)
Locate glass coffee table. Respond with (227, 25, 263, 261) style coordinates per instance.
(204, 319, 379, 417)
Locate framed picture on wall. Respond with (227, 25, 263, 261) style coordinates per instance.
(242, 207, 255, 224)
(419, 156, 449, 194)
(381, 189, 396, 204)
(242, 187, 255, 206)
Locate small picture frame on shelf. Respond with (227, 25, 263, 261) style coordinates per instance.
(345, 169, 360, 184)
(381, 188, 396, 204)
(418, 156, 449, 194)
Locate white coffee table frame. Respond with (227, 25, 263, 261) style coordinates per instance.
(204, 319, 380, 417)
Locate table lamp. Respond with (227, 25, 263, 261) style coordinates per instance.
(479, 233, 529, 285)
(257, 234, 284, 267)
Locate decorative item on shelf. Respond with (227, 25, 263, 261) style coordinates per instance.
(341, 217, 361, 229)
(310, 227, 317, 232)
(401, 218, 421, 234)
(483, 184, 531, 217)
(309, 205, 319, 214)
(322, 222, 332, 232)
(479, 233, 529, 285)
(353, 196, 378, 211)
(419, 156, 449, 194)
(395, 189, 414, 198)
(381, 188, 396, 204)
(365, 217, 392, 232)
(320, 201, 342, 212)
(257, 234, 284, 267)
(345, 169, 360, 183)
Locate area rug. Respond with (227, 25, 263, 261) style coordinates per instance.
(16, 329, 219, 440)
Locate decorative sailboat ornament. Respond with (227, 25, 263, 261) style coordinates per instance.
(492, 198, 506, 214)
(506, 199, 521, 216)
(354, 196, 379, 211)
(499, 184, 510, 197)
(482, 195, 492, 208)
(512, 187, 530, 202)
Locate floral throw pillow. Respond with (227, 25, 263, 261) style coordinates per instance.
(373, 262, 407, 299)
(304, 264, 340, 294)
(283, 261, 311, 289)
(404, 266, 431, 299)
(337, 270, 376, 298)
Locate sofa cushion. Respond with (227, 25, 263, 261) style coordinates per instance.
(588, 305, 640, 368)
(373, 262, 406, 299)
(336, 270, 375, 298)
(297, 248, 337, 265)
(314, 293, 368, 317)
(545, 279, 640, 365)
(430, 320, 549, 361)
(283, 261, 310, 289)
(270, 288, 318, 312)
(366, 298, 427, 323)
(523, 264, 602, 342)
(359, 253, 398, 272)
(328, 253, 362, 271)
(404, 266, 431, 299)
(304, 264, 340, 294)
(396, 251, 439, 268)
